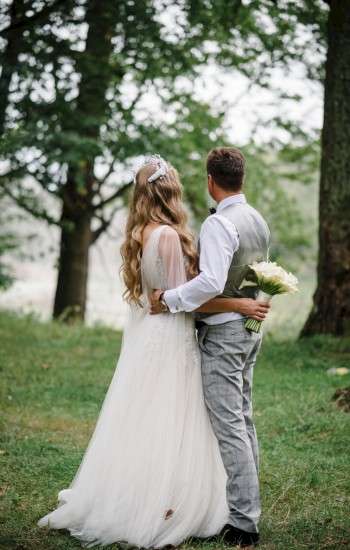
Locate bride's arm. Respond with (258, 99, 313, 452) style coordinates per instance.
(196, 297, 270, 321)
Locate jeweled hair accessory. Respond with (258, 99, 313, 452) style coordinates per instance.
(133, 154, 170, 184)
(147, 154, 169, 183)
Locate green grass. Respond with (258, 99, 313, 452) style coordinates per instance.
(1, 311, 350, 550)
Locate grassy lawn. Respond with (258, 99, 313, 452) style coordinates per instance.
(1, 310, 350, 550)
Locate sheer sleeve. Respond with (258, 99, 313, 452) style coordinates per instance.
(157, 226, 188, 289)
(141, 225, 188, 301)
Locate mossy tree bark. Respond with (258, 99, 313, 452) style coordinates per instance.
(301, 0, 350, 337)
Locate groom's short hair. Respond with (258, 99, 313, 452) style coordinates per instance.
(206, 147, 246, 191)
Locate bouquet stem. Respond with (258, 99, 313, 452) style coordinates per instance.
(245, 291, 272, 333)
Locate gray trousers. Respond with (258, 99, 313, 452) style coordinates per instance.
(198, 318, 262, 533)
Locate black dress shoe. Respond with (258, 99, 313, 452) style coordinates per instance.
(219, 523, 260, 547)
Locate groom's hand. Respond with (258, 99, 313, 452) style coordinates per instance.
(238, 298, 270, 321)
(150, 289, 165, 315)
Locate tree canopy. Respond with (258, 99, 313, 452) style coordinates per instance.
(0, 0, 328, 320)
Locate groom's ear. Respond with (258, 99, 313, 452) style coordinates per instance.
(207, 173, 217, 194)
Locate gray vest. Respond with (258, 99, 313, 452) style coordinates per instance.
(197, 202, 270, 321)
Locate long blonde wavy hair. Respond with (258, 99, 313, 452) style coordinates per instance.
(120, 161, 198, 307)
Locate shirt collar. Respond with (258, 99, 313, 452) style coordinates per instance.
(216, 193, 246, 213)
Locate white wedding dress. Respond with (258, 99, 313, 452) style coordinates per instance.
(38, 225, 229, 548)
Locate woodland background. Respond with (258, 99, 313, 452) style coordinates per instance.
(1, 0, 349, 337)
(1, 1, 350, 549)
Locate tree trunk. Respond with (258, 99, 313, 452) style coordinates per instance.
(0, 1, 25, 134)
(52, 0, 118, 322)
(53, 209, 92, 322)
(301, 0, 350, 337)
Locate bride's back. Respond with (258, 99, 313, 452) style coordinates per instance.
(141, 225, 187, 300)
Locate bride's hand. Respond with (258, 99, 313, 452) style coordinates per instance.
(150, 289, 164, 314)
(237, 298, 270, 321)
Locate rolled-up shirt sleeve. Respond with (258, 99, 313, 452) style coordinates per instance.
(164, 215, 239, 313)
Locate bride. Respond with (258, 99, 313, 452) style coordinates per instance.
(38, 155, 266, 548)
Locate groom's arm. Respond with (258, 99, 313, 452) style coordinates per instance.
(156, 215, 238, 313)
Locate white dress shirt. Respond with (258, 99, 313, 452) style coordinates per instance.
(164, 194, 247, 325)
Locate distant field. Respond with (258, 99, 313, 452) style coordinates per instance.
(1, 310, 349, 550)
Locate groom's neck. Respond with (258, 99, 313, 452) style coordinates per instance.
(214, 188, 243, 205)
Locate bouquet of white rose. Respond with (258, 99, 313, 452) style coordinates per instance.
(240, 261, 299, 333)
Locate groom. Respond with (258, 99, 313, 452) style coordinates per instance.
(150, 147, 270, 547)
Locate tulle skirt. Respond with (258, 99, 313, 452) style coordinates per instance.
(38, 305, 228, 547)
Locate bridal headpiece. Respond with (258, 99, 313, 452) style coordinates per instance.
(134, 154, 170, 184)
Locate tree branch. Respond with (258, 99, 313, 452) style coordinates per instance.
(92, 205, 123, 243)
(128, 85, 147, 113)
(0, 184, 59, 226)
(0, 0, 67, 36)
(93, 180, 133, 211)
(95, 162, 116, 189)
